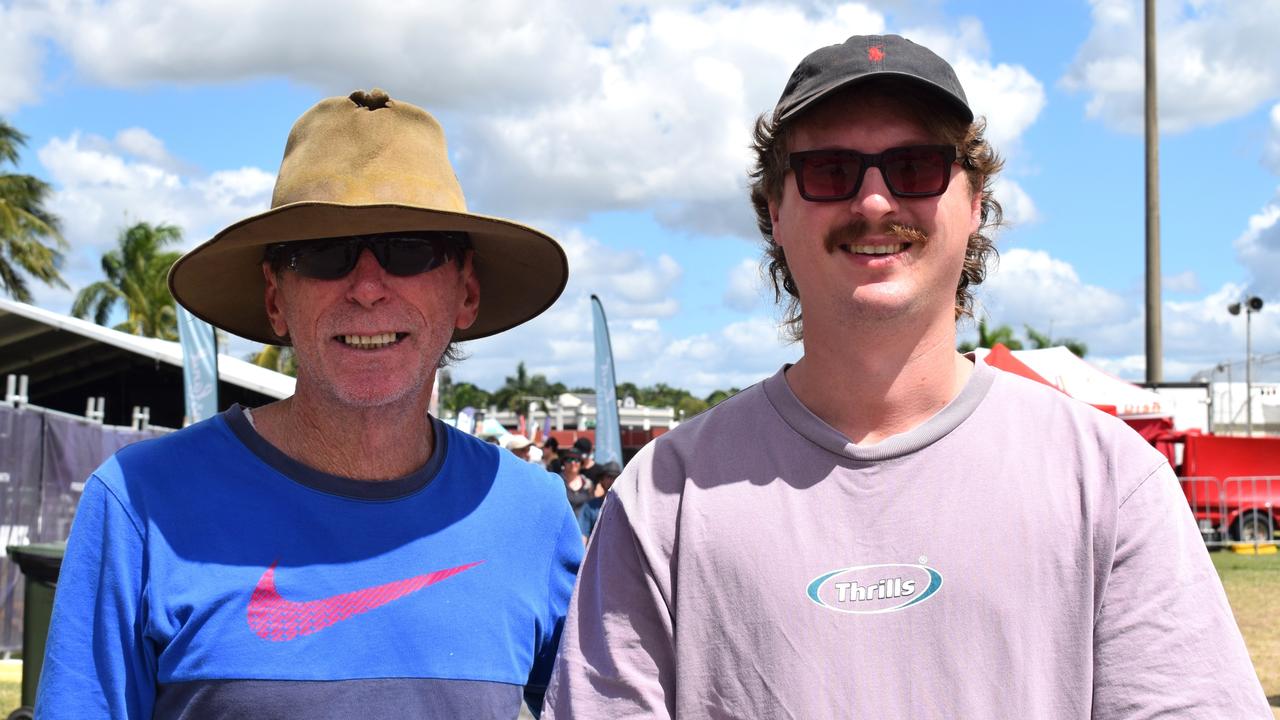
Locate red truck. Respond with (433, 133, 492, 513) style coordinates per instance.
(1173, 433, 1280, 544)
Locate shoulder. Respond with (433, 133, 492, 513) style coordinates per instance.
(979, 368, 1170, 493)
(101, 412, 236, 488)
(611, 379, 772, 518)
(646, 379, 771, 461)
(441, 423, 567, 507)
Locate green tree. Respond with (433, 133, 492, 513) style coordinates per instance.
(493, 361, 566, 414)
(674, 395, 709, 419)
(71, 221, 183, 339)
(0, 119, 67, 302)
(443, 382, 492, 415)
(616, 382, 640, 403)
(1024, 325, 1088, 358)
(704, 387, 740, 408)
(250, 345, 297, 376)
(958, 319, 1023, 353)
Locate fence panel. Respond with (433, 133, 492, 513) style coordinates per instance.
(1221, 476, 1280, 551)
(0, 404, 166, 652)
(1180, 476, 1228, 548)
(0, 406, 47, 651)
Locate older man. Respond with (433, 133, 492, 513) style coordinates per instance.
(546, 36, 1269, 718)
(38, 89, 582, 719)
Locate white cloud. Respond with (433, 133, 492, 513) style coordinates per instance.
(969, 251, 1276, 383)
(975, 247, 1131, 335)
(1088, 354, 1208, 383)
(31, 132, 274, 312)
(113, 127, 185, 172)
(558, 229, 683, 318)
(4, 1, 1047, 242)
(0, 4, 46, 115)
(724, 256, 766, 312)
(451, 227, 691, 390)
(1163, 270, 1200, 293)
(633, 315, 799, 394)
(455, 294, 797, 398)
(993, 177, 1038, 228)
(1233, 187, 1280, 296)
(1158, 283, 1280, 372)
(1266, 103, 1280, 174)
(5, 0, 1066, 395)
(1062, 0, 1280, 133)
(460, 3, 888, 223)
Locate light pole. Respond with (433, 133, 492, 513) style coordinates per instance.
(1228, 296, 1264, 436)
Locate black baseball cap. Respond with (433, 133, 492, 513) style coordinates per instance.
(773, 34, 972, 125)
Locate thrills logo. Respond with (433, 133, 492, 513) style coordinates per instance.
(806, 562, 943, 615)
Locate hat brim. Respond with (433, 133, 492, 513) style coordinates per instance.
(169, 202, 568, 345)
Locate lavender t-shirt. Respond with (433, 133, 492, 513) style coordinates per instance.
(545, 362, 1269, 719)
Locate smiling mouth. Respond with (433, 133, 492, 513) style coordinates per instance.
(336, 332, 407, 349)
(842, 242, 910, 256)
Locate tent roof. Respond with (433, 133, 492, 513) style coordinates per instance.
(0, 298, 294, 426)
(980, 344, 1168, 419)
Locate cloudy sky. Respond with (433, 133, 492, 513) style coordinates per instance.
(3, 0, 1279, 395)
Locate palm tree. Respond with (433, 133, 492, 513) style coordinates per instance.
(72, 222, 184, 339)
(958, 319, 1023, 353)
(0, 119, 67, 302)
(1024, 325, 1088, 358)
(493, 361, 566, 415)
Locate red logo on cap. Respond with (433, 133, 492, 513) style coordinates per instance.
(868, 46, 884, 62)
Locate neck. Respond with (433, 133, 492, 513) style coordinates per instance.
(252, 384, 436, 481)
(785, 312, 971, 445)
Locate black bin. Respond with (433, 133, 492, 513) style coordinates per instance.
(7, 543, 65, 717)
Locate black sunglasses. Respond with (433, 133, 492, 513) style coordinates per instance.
(788, 145, 958, 201)
(265, 231, 471, 280)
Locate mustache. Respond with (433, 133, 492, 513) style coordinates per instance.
(822, 220, 929, 254)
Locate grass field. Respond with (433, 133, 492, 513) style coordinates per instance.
(1212, 548, 1280, 717)
(0, 659, 21, 713)
(0, 553, 1273, 716)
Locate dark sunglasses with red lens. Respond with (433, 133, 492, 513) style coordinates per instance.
(265, 231, 471, 280)
(788, 145, 958, 201)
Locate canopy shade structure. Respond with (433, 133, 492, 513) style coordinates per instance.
(0, 298, 294, 428)
(1003, 346, 1168, 419)
(977, 343, 1173, 418)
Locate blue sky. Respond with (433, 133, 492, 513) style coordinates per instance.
(3, 0, 1279, 395)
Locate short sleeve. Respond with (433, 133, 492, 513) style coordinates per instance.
(1091, 463, 1270, 718)
(524, 495, 584, 716)
(543, 496, 677, 720)
(37, 474, 157, 719)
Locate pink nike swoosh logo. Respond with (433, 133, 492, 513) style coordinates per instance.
(247, 560, 483, 642)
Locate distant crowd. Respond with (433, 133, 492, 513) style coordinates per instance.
(489, 432, 621, 544)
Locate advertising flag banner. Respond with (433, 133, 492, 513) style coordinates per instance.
(591, 295, 623, 467)
(176, 306, 219, 424)
(456, 407, 476, 436)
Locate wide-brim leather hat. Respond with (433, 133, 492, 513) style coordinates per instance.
(169, 88, 568, 345)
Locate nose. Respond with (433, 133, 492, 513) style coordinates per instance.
(849, 166, 898, 222)
(344, 248, 390, 307)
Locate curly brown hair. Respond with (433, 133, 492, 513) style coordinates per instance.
(748, 81, 1004, 341)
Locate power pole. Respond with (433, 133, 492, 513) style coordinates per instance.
(1144, 0, 1163, 383)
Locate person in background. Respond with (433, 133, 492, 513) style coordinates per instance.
(572, 437, 597, 480)
(576, 461, 621, 544)
(503, 434, 535, 462)
(544, 35, 1269, 719)
(558, 449, 593, 515)
(542, 437, 560, 470)
(39, 88, 582, 720)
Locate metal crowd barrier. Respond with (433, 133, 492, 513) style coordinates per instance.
(1179, 475, 1279, 551)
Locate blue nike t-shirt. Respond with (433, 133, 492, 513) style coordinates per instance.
(36, 406, 583, 719)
